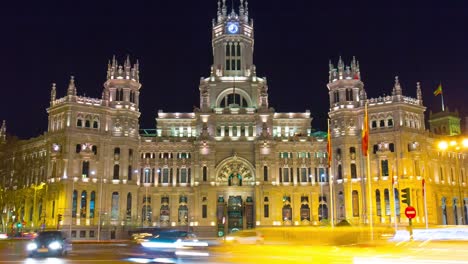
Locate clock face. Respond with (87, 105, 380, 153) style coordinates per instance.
(52, 143, 60, 152)
(227, 22, 239, 34)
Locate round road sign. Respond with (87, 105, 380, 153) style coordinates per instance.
(405, 206, 416, 219)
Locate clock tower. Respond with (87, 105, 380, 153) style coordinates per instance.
(211, 0, 254, 77)
(199, 0, 268, 112)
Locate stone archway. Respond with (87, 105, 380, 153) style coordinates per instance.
(216, 153, 255, 186)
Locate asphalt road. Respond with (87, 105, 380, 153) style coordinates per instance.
(1, 239, 468, 264)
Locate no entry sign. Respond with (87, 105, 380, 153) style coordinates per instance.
(405, 206, 416, 219)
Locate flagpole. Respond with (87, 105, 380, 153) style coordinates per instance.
(363, 102, 373, 240)
(441, 92, 445, 112)
(327, 118, 334, 227)
(392, 175, 398, 231)
(423, 169, 428, 229)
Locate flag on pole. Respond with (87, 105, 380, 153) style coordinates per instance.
(433, 83, 442, 96)
(327, 119, 332, 167)
(362, 103, 369, 156)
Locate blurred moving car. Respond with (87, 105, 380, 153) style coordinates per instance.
(225, 230, 264, 244)
(0, 233, 8, 239)
(26, 231, 71, 257)
(130, 230, 209, 260)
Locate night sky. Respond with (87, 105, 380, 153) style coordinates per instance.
(2, 1, 468, 139)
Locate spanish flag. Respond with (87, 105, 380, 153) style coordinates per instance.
(327, 119, 332, 166)
(362, 103, 369, 156)
(433, 83, 442, 96)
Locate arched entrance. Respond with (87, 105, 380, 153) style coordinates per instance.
(215, 154, 256, 236)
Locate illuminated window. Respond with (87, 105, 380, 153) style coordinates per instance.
(90, 191, 95, 218)
(352, 190, 359, 217)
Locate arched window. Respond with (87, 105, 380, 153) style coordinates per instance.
(113, 164, 120, 180)
(142, 205, 152, 223)
(85, 120, 91, 128)
(90, 191, 95, 218)
(93, 120, 99, 129)
(92, 145, 98, 155)
(114, 147, 120, 155)
(72, 190, 77, 218)
(77, 119, 83, 127)
(333, 91, 339, 104)
(76, 144, 81, 153)
(111, 192, 119, 220)
(126, 193, 132, 220)
(80, 191, 87, 218)
(352, 190, 359, 217)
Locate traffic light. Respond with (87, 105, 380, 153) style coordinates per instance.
(16, 222, 22, 228)
(57, 214, 63, 222)
(401, 187, 411, 205)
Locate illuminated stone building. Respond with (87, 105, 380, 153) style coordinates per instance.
(0, 1, 467, 239)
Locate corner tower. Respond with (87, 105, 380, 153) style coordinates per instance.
(103, 56, 141, 137)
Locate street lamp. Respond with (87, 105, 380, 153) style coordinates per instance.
(437, 138, 468, 225)
(32, 182, 46, 229)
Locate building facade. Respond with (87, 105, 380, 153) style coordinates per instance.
(0, 1, 467, 239)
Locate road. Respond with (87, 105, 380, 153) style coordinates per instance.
(1, 239, 468, 263)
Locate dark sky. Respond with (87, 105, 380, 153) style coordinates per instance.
(2, 1, 468, 139)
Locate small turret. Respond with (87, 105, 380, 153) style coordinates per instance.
(66, 76, 77, 98)
(50, 83, 56, 105)
(392, 76, 402, 96)
(416, 82, 423, 105)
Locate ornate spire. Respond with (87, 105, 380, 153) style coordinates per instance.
(416, 81, 423, 105)
(50, 83, 56, 103)
(222, 0, 227, 16)
(0, 120, 6, 143)
(67, 76, 77, 96)
(392, 76, 402, 96)
(244, 0, 249, 22)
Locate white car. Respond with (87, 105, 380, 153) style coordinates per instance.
(225, 230, 264, 244)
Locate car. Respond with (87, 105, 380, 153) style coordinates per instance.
(0, 233, 8, 239)
(225, 230, 264, 244)
(131, 230, 209, 260)
(26, 231, 71, 257)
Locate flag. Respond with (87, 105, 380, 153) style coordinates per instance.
(362, 103, 369, 156)
(327, 119, 332, 167)
(422, 178, 425, 196)
(433, 84, 442, 96)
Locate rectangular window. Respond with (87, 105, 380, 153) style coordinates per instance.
(283, 168, 290, 182)
(301, 168, 307, 182)
(414, 160, 421, 176)
(226, 60, 230, 70)
(89, 230, 95, 238)
(318, 168, 326, 182)
(263, 166, 268, 181)
(163, 168, 169, 183)
(80, 231, 86, 238)
(202, 205, 207, 218)
(181, 168, 187, 183)
(236, 59, 241, 70)
(264, 204, 269, 218)
(381, 160, 389, 177)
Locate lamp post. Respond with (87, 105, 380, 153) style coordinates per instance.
(437, 138, 468, 225)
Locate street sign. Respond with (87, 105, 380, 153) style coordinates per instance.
(405, 206, 416, 219)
